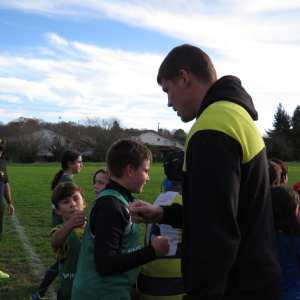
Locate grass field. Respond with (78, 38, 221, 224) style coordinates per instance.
(0, 161, 299, 299)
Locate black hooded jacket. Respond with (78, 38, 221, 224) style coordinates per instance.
(162, 76, 282, 300)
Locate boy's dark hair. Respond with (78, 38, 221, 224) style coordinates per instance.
(51, 149, 81, 190)
(268, 160, 281, 185)
(93, 167, 110, 184)
(164, 151, 184, 182)
(270, 186, 300, 253)
(52, 182, 84, 209)
(106, 139, 152, 178)
(157, 44, 217, 85)
(269, 158, 289, 180)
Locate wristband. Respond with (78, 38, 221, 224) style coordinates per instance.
(6, 201, 13, 205)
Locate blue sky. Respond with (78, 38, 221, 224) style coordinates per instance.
(0, 0, 299, 134)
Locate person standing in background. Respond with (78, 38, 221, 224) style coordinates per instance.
(30, 149, 83, 300)
(0, 138, 15, 279)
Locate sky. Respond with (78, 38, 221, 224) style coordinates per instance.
(0, 0, 299, 135)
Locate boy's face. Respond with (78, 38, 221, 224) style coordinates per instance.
(130, 159, 150, 194)
(55, 191, 86, 221)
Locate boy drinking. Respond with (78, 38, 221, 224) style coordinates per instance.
(72, 139, 170, 300)
(51, 182, 87, 300)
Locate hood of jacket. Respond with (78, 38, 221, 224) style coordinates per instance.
(197, 75, 258, 121)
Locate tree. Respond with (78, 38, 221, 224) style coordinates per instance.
(291, 105, 300, 160)
(291, 105, 300, 129)
(48, 138, 71, 161)
(19, 131, 50, 156)
(271, 103, 291, 134)
(159, 128, 173, 139)
(264, 103, 294, 161)
(264, 134, 294, 161)
(85, 118, 128, 161)
(172, 129, 187, 142)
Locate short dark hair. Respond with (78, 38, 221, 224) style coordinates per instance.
(268, 160, 281, 185)
(93, 167, 110, 184)
(270, 186, 300, 253)
(52, 182, 84, 209)
(269, 158, 289, 179)
(106, 139, 152, 178)
(157, 44, 217, 85)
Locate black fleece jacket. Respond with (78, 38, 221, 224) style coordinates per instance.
(162, 76, 282, 300)
(90, 180, 156, 277)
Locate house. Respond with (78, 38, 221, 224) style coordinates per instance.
(131, 130, 185, 157)
(33, 129, 70, 156)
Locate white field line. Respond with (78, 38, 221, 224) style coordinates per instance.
(11, 213, 56, 299)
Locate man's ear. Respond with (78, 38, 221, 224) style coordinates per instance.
(178, 70, 190, 87)
(83, 199, 86, 209)
(67, 160, 72, 168)
(55, 207, 62, 215)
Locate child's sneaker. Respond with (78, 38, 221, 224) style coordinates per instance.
(0, 270, 9, 278)
(30, 292, 44, 300)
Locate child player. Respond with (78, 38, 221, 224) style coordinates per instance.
(93, 167, 110, 198)
(51, 182, 87, 300)
(138, 150, 185, 300)
(72, 139, 170, 300)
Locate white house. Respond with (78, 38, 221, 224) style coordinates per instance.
(131, 130, 185, 157)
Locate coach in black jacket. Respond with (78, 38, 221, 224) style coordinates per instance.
(129, 44, 282, 300)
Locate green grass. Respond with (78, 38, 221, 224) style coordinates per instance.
(1, 161, 299, 299)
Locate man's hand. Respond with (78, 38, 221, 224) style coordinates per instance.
(7, 203, 14, 217)
(152, 236, 170, 257)
(68, 210, 86, 229)
(128, 200, 164, 224)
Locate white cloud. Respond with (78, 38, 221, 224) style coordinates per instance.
(38, 47, 54, 56)
(0, 35, 187, 131)
(0, 94, 21, 103)
(0, 1, 299, 133)
(233, 0, 300, 12)
(0, 107, 22, 119)
(46, 33, 69, 47)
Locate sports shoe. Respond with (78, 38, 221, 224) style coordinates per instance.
(30, 292, 44, 300)
(0, 270, 9, 278)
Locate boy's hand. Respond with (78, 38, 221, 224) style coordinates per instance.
(130, 287, 140, 300)
(69, 210, 86, 228)
(152, 236, 170, 257)
(128, 200, 164, 224)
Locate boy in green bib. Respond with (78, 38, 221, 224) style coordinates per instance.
(51, 182, 87, 300)
(72, 139, 170, 300)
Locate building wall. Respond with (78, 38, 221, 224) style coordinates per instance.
(132, 131, 185, 150)
(140, 131, 173, 146)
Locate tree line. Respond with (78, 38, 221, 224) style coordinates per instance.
(1, 103, 296, 163)
(0, 117, 187, 163)
(264, 103, 300, 161)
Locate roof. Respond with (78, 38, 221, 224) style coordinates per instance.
(132, 130, 185, 145)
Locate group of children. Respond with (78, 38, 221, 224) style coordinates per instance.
(24, 142, 300, 300)
(268, 158, 300, 300)
(31, 139, 171, 300)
